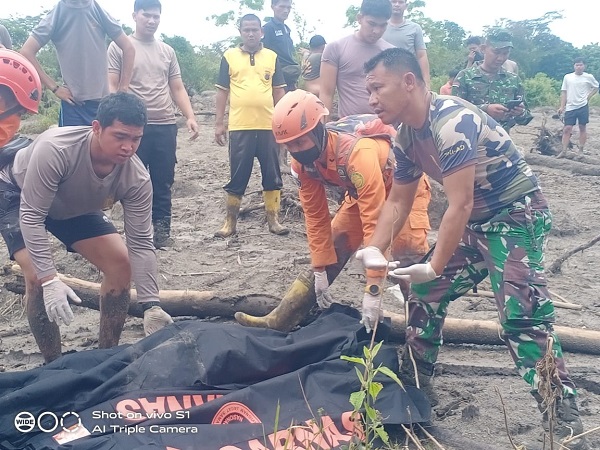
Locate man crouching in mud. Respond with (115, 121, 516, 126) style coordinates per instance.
(0, 50, 172, 363)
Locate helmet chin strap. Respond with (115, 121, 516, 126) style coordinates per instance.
(0, 105, 24, 121)
(310, 121, 328, 157)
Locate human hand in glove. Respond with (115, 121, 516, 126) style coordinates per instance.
(143, 305, 174, 336)
(355, 246, 388, 270)
(42, 277, 82, 325)
(360, 292, 383, 333)
(314, 270, 334, 309)
(388, 262, 438, 284)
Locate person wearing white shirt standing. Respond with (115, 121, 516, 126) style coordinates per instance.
(558, 57, 599, 157)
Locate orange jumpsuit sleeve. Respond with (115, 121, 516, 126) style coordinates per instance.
(293, 160, 337, 268)
(347, 138, 389, 279)
(347, 138, 388, 246)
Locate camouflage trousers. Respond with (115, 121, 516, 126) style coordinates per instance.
(407, 191, 576, 396)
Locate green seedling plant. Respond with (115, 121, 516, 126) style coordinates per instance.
(342, 341, 404, 450)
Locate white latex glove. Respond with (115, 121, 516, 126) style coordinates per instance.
(41, 277, 82, 325)
(143, 305, 174, 336)
(360, 292, 383, 333)
(388, 262, 438, 284)
(355, 246, 388, 270)
(314, 270, 334, 309)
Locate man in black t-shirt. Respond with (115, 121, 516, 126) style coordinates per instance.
(262, 0, 300, 92)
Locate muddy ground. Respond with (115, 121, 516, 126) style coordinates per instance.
(1, 104, 600, 449)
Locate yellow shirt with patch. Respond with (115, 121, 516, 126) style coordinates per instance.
(216, 46, 286, 131)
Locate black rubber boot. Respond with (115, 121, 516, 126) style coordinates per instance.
(535, 393, 587, 449)
(153, 217, 173, 249)
(399, 347, 439, 407)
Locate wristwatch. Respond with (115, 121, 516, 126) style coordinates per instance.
(365, 284, 382, 296)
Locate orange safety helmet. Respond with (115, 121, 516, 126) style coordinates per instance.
(0, 49, 41, 114)
(272, 89, 329, 144)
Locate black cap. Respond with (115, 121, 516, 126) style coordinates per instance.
(309, 35, 326, 49)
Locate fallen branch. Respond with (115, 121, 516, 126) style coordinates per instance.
(463, 289, 582, 310)
(552, 151, 600, 166)
(524, 153, 600, 176)
(3, 265, 279, 319)
(494, 386, 526, 450)
(4, 267, 600, 354)
(239, 202, 264, 215)
(385, 311, 600, 355)
(547, 233, 600, 274)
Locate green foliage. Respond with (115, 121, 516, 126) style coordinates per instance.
(209, 0, 264, 28)
(161, 35, 223, 93)
(429, 75, 447, 96)
(292, 10, 315, 47)
(341, 341, 403, 449)
(523, 73, 561, 108)
(1, 14, 45, 48)
(4, 2, 599, 114)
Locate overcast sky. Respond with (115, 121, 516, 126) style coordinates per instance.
(2, 0, 597, 49)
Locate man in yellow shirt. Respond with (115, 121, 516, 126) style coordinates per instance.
(214, 14, 288, 237)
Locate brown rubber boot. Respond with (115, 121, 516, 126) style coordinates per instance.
(235, 269, 315, 332)
(214, 194, 242, 238)
(263, 190, 289, 236)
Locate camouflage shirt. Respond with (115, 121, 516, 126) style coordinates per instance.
(452, 62, 532, 131)
(393, 93, 539, 222)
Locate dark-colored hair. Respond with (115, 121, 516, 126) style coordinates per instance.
(364, 48, 424, 83)
(134, 0, 161, 12)
(448, 68, 460, 78)
(96, 92, 147, 129)
(239, 13, 261, 29)
(360, 0, 392, 20)
(574, 56, 585, 64)
(271, 0, 289, 5)
(465, 36, 482, 46)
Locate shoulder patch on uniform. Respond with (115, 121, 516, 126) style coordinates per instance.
(350, 172, 365, 189)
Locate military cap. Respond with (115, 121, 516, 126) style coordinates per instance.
(485, 28, 513, 48)
(309, 35, 327, 49)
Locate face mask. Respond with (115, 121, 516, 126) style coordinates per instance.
(290, 145, 322, 165)
(0, 114, 21, 148)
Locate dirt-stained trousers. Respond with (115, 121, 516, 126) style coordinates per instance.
(406, 191, 576, 396)
(224, 130, 283, 196)
(135, 124, 178, 223)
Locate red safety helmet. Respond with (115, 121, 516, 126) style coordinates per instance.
(272, 89, 329, 144)
(0, 49, 41, 114)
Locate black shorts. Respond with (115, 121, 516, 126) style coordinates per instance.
(564, 105, 589, 126)
(0, 181, 117, 259)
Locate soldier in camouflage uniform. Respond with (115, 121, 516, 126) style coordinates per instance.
(452, 29, 532, 133)
(357, 47, 587, 449)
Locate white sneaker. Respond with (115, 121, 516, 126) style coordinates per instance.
(143, 306, 174, 336)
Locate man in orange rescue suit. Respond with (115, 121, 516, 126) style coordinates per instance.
(236, 89, 430, 332)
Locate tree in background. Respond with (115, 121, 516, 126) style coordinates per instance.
(3, 2, 600, 129)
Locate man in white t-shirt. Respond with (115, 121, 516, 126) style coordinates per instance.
(558, 57, 599, 157)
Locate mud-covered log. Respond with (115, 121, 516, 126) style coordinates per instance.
(386, 312, 600, 355)
(3, 267, 279, 319)
(4, 266, 600, 354)
(525, 152, 600, 176)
